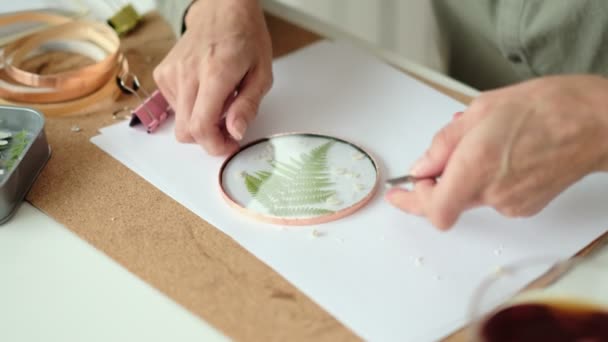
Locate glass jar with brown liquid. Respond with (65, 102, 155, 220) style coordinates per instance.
(470, 256, 608, 342)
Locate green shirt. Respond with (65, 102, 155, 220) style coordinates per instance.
(433, 0, 608, 89)
(157, 0, 608, 90)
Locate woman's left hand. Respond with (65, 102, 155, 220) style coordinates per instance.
(386, 75, 608, 230)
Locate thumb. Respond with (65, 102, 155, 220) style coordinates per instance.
(225, 68, 271, 141)
(410, 112, 472, 177)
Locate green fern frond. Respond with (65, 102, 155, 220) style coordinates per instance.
(271, 207, 335, 217)
(244, 171, 271, 196)
(289, 180, 334, 188)
(281, 188, 335, 197)
(269, 160, 299, 177)
(243, 140, 339, 218)
(309, 141, 334, 159)
(278, 192, 335, 206)
(255, 170, 272, 179)
(288, 157, 304, 169)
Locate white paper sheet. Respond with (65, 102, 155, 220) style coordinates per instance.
(91, 41, 608, 341)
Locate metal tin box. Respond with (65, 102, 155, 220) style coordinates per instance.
(0, 105, 51, 224)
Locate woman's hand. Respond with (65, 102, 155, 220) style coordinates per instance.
(387, 75, 608, 230)
(154, 0, 273, 155)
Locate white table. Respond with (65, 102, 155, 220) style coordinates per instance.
(0, 203, 228, 342)
(1, 2, 606, 342)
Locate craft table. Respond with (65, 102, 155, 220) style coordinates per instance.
(2, 10, 607, 342)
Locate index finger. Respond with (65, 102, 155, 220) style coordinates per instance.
(189, 68, 244, 155)
(427, 138, 485, 230)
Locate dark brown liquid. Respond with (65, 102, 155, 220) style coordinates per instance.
(481, 300, 608, 342)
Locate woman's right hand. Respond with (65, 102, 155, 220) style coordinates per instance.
(154, 0, 273, 155)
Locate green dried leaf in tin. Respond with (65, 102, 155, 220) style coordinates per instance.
(5, 130, 29, 171)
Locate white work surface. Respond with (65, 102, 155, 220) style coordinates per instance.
(1, 2, 607, 342)
(92, 41, 608, 341)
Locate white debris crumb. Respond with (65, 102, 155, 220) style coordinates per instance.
(346, 172, 361, 178)
(352, 152, 365, 160)
(334, 168, 347, 175)
(254, 152, 272, 161)
(345, 172, 360, 179)
(236, 171, 247, 179)
(326, 195, 343, 206)
(493, 266, 505, 275)
(354, 183, 366, 192)
(71, 125, 81, 132)
(379, 235, 386, 241)
(414, 257, 424, 267)
(0, 169, 4, 175)
(110, 217, 116, 222)
(311, 229, 324, 238)
(493, 245, 505, 256)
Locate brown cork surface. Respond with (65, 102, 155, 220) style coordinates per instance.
(21, 10, 606, 342)
(25, 12, 356, 342)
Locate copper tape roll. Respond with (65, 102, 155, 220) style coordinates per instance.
(0, 11, 130, 116)
(0, 20, 120, 103)
(0, 11, 78, 47)
(4, 20, 120, 88)
(0, 55, 128, 117)
(0, 11, 73, 28)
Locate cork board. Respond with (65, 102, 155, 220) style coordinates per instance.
(26, 12, 357, 342)
(21, 11, 607, 342)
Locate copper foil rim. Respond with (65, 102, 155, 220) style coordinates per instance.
(218, 132, 380, 226)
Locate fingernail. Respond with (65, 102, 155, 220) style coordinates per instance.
(452, 111, 463, 120)
(232, 117, 247, 141)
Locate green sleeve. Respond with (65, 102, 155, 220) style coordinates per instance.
(433, 0, 608, 90)
(154, 0, 193, 37)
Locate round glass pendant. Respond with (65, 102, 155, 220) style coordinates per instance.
(219, 133, 379, 225)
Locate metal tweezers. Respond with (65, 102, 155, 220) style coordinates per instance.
(384, 175, 423, 188)
(385, 174, 442, 188)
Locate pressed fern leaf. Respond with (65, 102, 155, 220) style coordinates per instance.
(243, 140, 338, 217)
(244, 171, 272, 195)
(271, 207, 335, 217)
